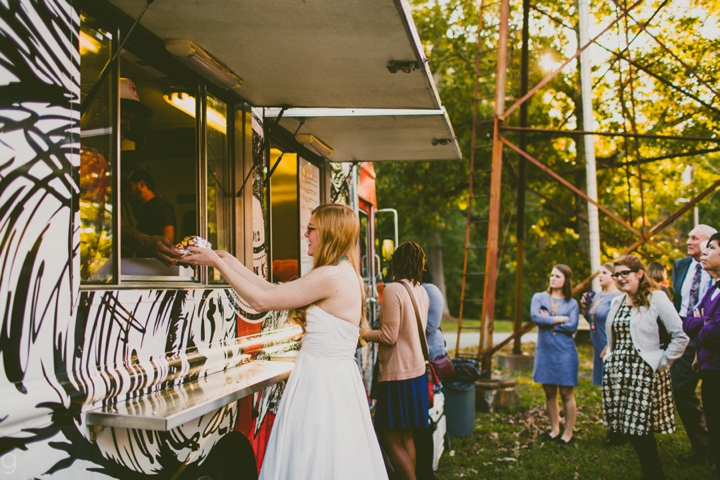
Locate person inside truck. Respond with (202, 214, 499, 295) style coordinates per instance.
(118, 78, 181, 266)
(180, 203, 388, 480)
(126, 169, 176, 245)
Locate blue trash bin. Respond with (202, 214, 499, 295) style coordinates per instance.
(443, 382, 475, 437)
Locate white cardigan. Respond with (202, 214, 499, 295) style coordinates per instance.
(605, 290, 689, 373)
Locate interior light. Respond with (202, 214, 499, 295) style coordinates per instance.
(382, 239, 395, 262)
(206, 106, 227, 134)
(163, 92, 227, 133)
(295, 134, 333, 158)
(79, 30, 101, 55)
(165, 39, 243, 90)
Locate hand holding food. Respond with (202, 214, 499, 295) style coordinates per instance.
(176, 236, 217, 267)
(176, 235, 212, 255)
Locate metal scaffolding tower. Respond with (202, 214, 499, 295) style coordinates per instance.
(455, 0, 509, 371)
(457, 0, 720, 376)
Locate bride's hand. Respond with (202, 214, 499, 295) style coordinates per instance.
(181, 247, 222, 267)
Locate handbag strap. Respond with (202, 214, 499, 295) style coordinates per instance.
(400, 281, 430, 362)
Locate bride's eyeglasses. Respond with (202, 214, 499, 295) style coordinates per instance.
(611, 269, 638, 279)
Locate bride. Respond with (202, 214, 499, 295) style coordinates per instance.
(182, 204, 388, 480)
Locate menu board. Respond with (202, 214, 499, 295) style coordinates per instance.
(299, 158, 320, 276)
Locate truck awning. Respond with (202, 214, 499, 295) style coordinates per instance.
(107, 0, 443, 110)
(265, 108, 461, 162)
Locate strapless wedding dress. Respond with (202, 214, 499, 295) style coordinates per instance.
(259, 305, 388, 480)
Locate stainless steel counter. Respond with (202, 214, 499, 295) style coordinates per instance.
(86, 360, 294, 431)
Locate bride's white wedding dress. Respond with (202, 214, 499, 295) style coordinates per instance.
(259, 305, 388, 480)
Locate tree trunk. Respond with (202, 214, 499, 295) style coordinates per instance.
(426, 231, 451, 317)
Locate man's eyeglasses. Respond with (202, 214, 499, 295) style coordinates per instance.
(611, 269, 638, 279)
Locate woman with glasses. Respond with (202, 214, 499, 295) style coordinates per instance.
(181, 204, 388, 480)
(601, 255, 689, 479)
(531, 264, 579, 444)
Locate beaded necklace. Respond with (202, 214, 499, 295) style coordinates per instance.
(588, 292, 606, 332)
(550, 296, 562, 315)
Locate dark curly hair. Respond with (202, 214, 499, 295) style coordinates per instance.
(390, 241, 425, 286)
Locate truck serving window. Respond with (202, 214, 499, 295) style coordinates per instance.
(78, 13, 233, 285)
(79, 13, 115, 283)
(269, 146, 299, 283)
(118, 52, 197, 280)
(206, 94, 232, 284)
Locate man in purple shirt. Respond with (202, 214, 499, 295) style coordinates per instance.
(684, 232, 720, 478)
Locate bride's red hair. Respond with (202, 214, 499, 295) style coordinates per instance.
(293, 204, 368, 338)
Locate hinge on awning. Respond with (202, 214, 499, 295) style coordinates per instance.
(386, 60, 421, 74)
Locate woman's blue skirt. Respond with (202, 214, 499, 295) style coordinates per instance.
(374, 373, 429, 429)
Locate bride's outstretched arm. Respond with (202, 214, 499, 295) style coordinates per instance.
(182, 247, 330, 311)
(214, 250, 273, 291)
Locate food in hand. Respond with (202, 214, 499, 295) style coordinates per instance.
(176, 236, 212, 255)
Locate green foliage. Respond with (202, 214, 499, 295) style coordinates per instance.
(376, 0, 720, 319)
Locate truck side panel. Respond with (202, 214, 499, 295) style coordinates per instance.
(0, 4, 289, 477)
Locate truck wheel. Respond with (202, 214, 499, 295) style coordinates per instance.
(179, 432, 258, 480)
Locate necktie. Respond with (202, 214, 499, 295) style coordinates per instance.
(688, 263, 702, 309)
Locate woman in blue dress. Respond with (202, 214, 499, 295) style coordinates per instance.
(580, 263, 621, 386)
(531, 264, 579, 444)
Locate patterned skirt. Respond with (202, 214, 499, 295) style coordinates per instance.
(602, 305, 675, 435)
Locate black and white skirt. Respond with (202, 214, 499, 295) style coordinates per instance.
(602, 304, 675, 435)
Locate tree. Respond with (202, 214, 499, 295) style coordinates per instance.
(376, 0, 720, 320)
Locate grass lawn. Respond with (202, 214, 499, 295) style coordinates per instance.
(434, 343, 715, 479)
(441, 318, 515, 334)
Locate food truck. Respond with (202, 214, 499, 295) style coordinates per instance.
(0, 0, 460, 477)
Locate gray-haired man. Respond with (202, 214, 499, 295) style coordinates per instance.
(672, 224, 717, 465)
